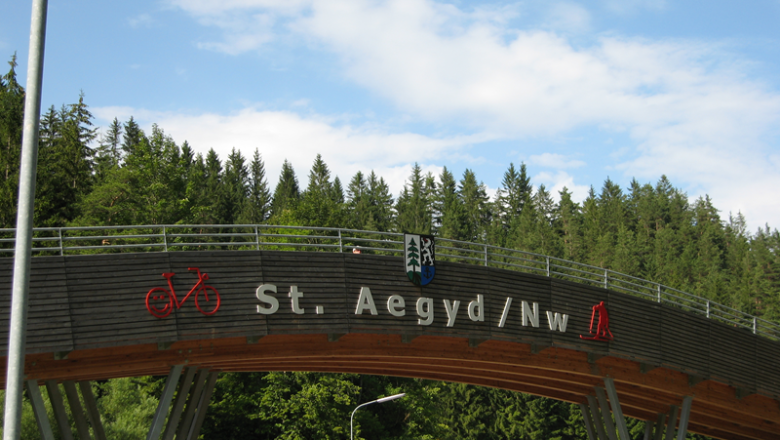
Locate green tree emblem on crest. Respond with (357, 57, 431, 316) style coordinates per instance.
(406, 237, 421, 285)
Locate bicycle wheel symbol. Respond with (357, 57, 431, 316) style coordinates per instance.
(195, 286, 221, 315)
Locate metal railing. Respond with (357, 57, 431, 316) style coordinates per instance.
(1, 224, 778, 340)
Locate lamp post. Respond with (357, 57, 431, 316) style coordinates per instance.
(350, 393, 405, 440)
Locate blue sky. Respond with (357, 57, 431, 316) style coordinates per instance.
(3, 0, 780, 229)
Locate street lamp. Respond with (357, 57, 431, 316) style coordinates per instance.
(350, 393, 406, 440)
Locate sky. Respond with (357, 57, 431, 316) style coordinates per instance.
(2, 0, 780, 230)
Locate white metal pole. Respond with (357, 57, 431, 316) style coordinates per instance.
(3, 1, 48, 439)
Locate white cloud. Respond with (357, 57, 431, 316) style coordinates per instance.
(529, 152, 586, 169)
(534, 170, 590, 202)
(544, 2, 591, 33)
(92, 105, 477, 197)
(167, 0, 780, 228)
(601, 0, 667, 14)
(128, 13, 155, 28)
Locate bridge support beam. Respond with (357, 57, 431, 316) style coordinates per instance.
(586, 395, 609, 440)
(39, 380, 105, 440)
(79, 381, 107, 440)
(603, 378, 631, 440)
(46, 380, 74, 440)
(139, 368, 219, 440)
(584, 379, 694, 440)
(650, 413, 666, 440)
(162, 367, 198, 440)
(578, 403, 598, 440)
(25, 381, 54, 440)
(676, 396, 693, 440)
(63, 381, 92, 440)
(185, 372, 219, 440)
(175, 369, 210, 440)
(637, 396, 692, 440)
(147, 365, 184, 440)
(664, 405, 679, 440)
(582, 379, 633, 440)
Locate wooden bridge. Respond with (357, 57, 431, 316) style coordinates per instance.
(1, 226, 779, 440)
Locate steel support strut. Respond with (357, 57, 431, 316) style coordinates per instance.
(46, 381, 73, 440)
(653, 413, 666, 440)
(595, 387, 618, 440)
(664, 405, 680, 440)
(147, 365, 184, 440)
(79, 381, 107, 440)
(162, 367, 198, 440)
(176, 369, 210, 440)
(586, 379, 641, 440)
(185, 372, 219, 440)
(578, 403, 598, 440)
(63, 381, 92, 440)
(676, 396, 693, 440)
(25, 381, 54, 440)
(586, 395, 609, 440)
(603, 378, 631, 440)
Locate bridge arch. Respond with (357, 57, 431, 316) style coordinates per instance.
(2, 227, 780, 439)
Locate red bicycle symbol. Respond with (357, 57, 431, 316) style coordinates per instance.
(145, 267, 221, 318)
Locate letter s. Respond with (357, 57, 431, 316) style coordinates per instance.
(256, 284, 279, 314)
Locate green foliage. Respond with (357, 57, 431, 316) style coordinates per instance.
(396, 163, 434, 234)
(270, 159, 300, 219)
(240, 149, 272, 224)
(0, 53, 770, 440)
(97, 377, 161, 440)
(0, 54, 24, 228)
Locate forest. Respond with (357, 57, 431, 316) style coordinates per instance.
(2, 54, 779, 439)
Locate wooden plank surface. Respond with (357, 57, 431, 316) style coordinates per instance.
(0, 249, 777, 438)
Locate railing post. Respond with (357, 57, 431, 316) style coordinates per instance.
(484, 244, 488, 267)
(657, 284, 661, 303)
(255, 226, 260, 251)
(603, 269, 608, 289)
(753, 317, 757, 334)
(706, 301, 710, 318)
(546, 256, 550, 277)
(58, 228, 63, 256)
(338, 230, 343, 253)
(163, 226, 168, 252)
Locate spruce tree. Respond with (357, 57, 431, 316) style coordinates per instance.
(459, 169, 490, 242)
(33, 106, 63, 226)
(223, 148, 250, 224)
(95, 117, 123, 179)
(435, 166, 465, 240)
(495, 162, 532, 227)
(330, 176, 344, 204)
(395, 163, 433, 234)
(346, 171, 368, 229)
(202, 149, 225, 224)
(296, 154, 343, 227)
(306, 153, 331, 195)
(556, 187, 583, 261)
(0, 54, 24, 227)
(125, 124, 183, 225)
(270, 159, 300, 218)
(527, 184, 559, 256)
(240, 149, 271, 224)
(122, 116, 142, 156)
(184, 152, 210, 223)
(366, 171, 394, 232)
(59, 93, 97, 195)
